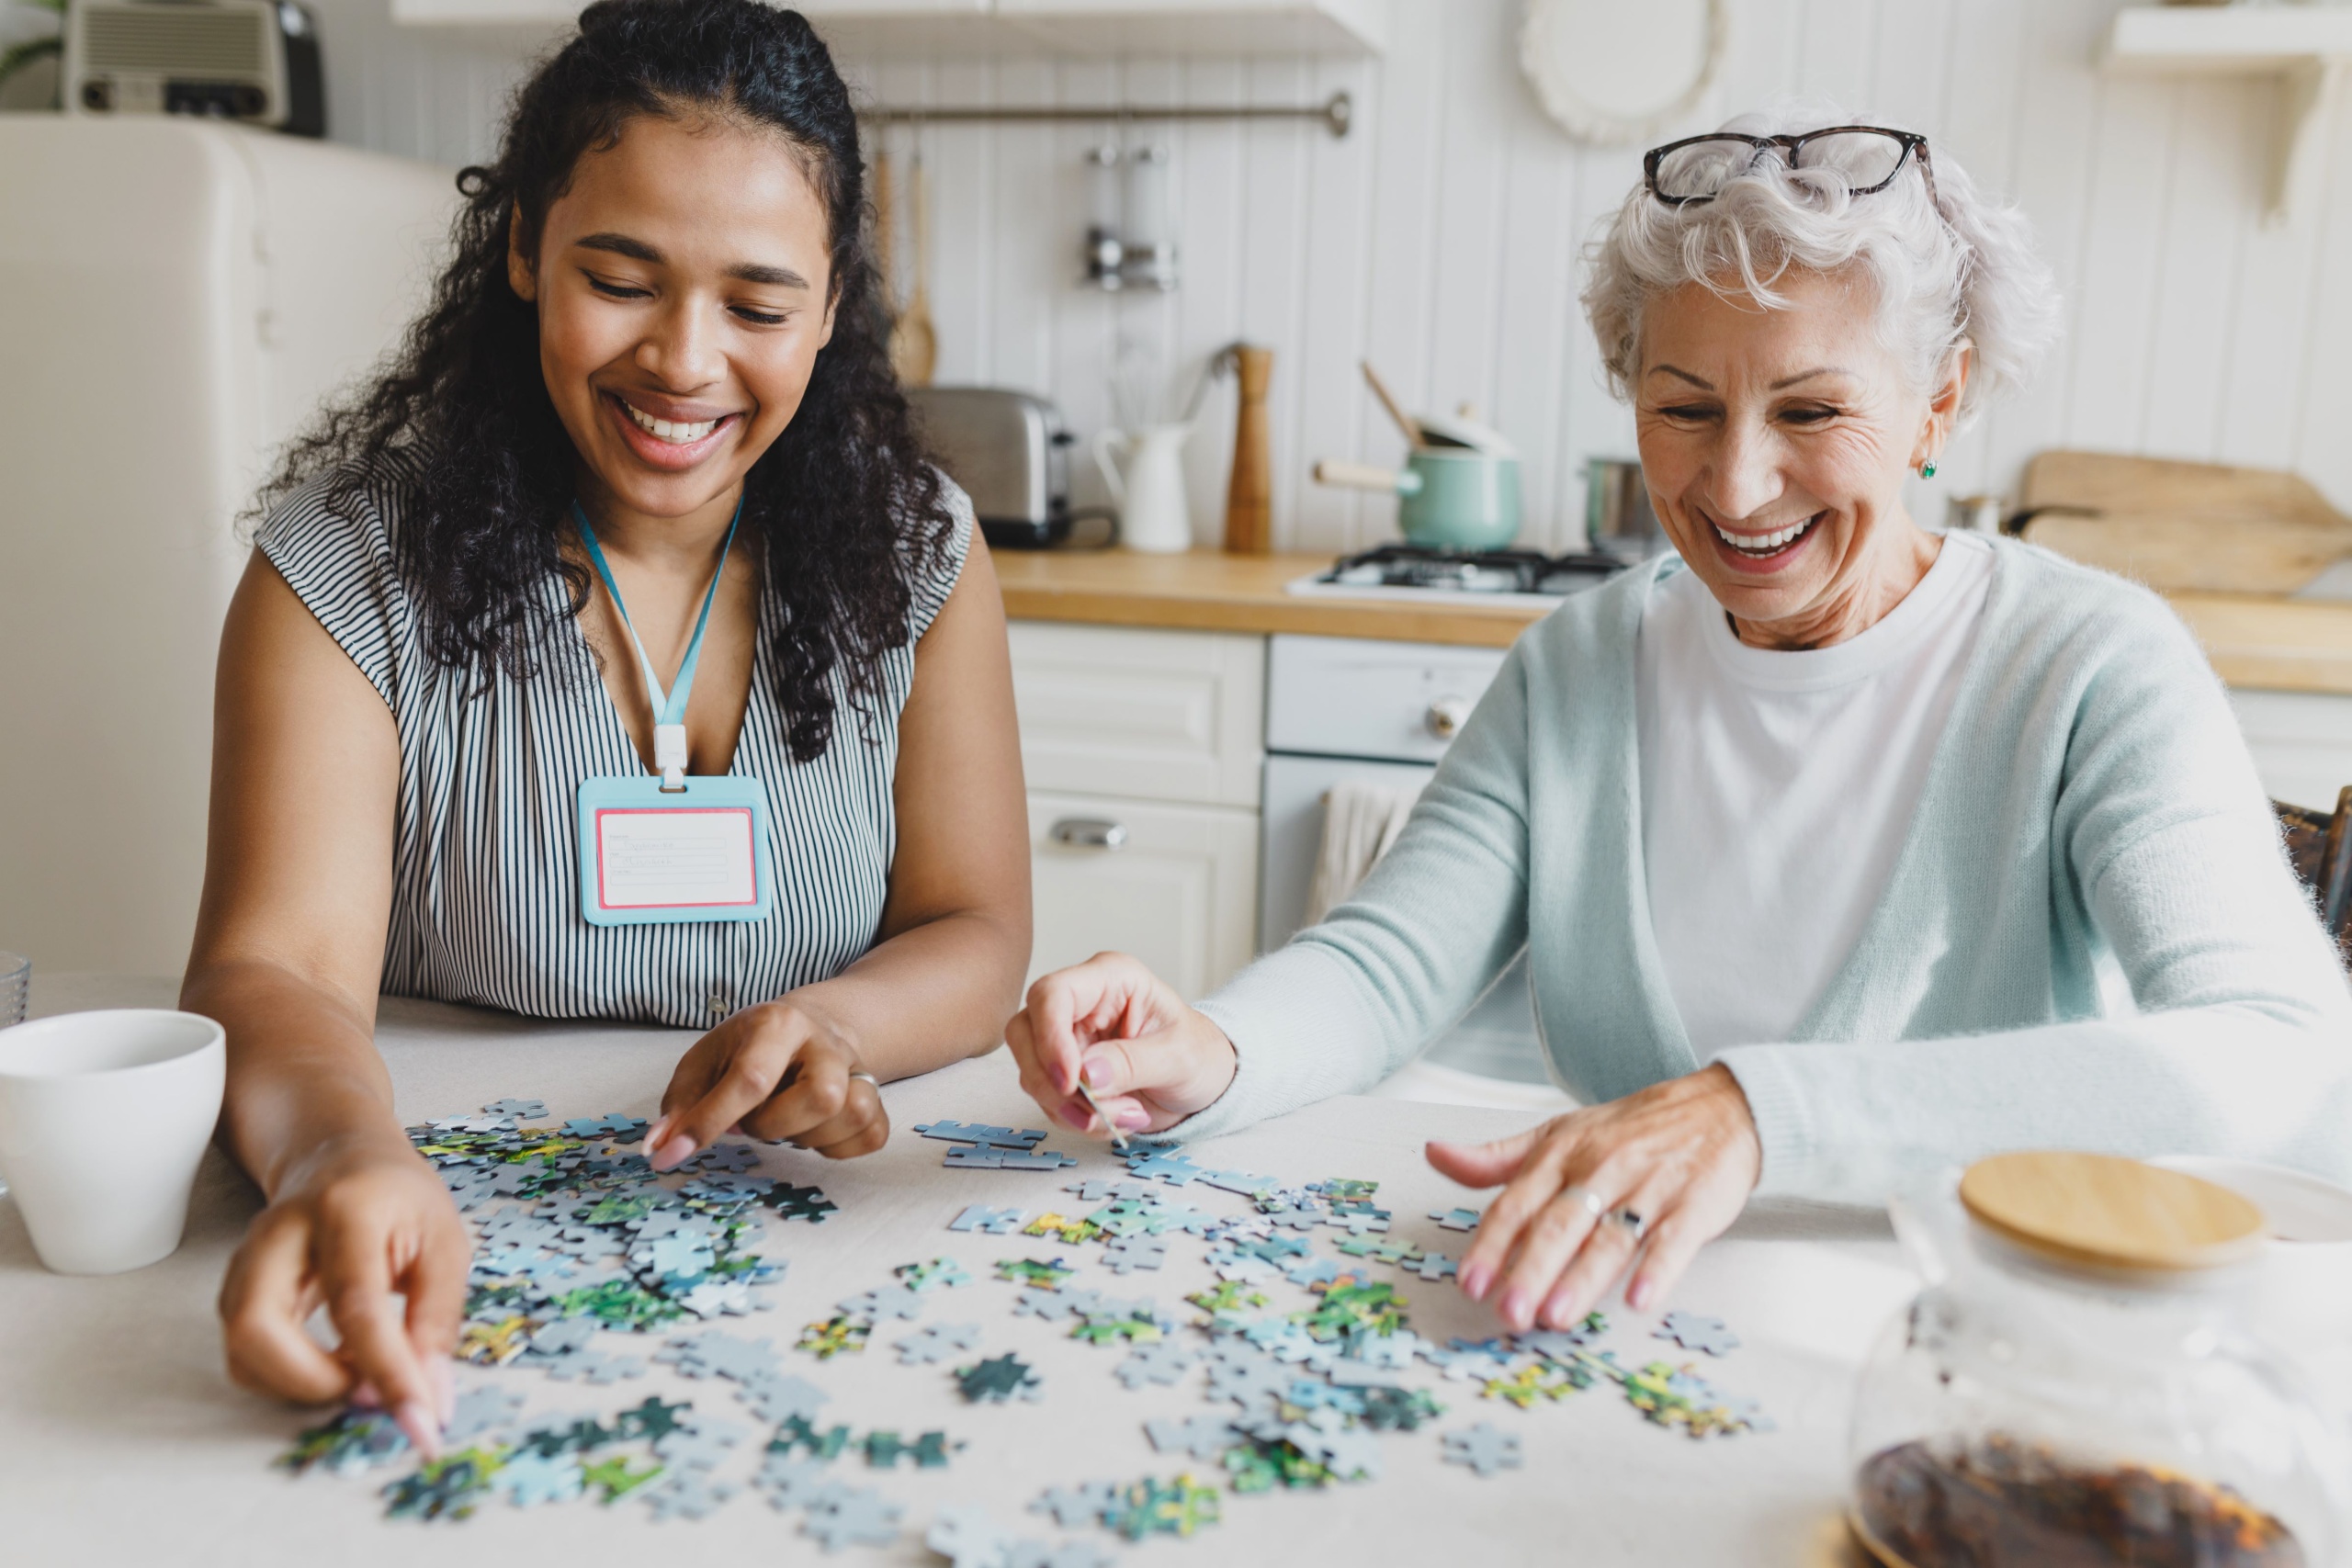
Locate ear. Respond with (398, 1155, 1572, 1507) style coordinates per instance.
(814, 279, 839, 353)
(1916, 339, 1973, 468)
(506, 205, 539, 304)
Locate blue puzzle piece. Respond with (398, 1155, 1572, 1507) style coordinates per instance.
(943, 1146, 1078, 1171)
(913, 1121, 1048, 1149)
(1124, 1150, 1204, 1187)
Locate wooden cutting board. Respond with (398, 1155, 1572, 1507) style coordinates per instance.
(2016, 451, 2352, 594)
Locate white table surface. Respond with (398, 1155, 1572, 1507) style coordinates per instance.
(1, 976, 1905, 1566)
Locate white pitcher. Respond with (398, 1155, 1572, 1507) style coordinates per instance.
(1093, 423, 1193, 554)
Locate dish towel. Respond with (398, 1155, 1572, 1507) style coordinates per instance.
(1304, 781, 1421, 926)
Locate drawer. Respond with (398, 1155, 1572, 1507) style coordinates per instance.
(1010, 622, 1265, 807)
(1265, 634, 1508, 762)
(1026, 792, 1260, 998)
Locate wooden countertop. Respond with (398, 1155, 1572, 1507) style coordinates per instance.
(993, 549, 1545, 649)
(994, 547, 2352, 693)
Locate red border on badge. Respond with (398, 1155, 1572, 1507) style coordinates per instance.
(594, 807, 759, 910)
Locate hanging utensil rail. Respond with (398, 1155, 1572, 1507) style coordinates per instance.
(857, 89, 1351, 139)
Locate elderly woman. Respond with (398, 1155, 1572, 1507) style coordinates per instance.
(1006, 113, 2352, 1337)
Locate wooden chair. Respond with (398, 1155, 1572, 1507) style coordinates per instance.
(2275, 785, 2352, 961)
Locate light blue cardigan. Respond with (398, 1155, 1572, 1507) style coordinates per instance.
(1187, 540, 2352, 1201)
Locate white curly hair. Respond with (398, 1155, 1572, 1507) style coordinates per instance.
(1582, 105, 2063, 426)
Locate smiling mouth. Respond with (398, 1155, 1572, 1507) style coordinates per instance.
(1713, 512, 1823, 559)
(613, 394, 735, 446)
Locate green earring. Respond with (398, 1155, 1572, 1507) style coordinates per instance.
(1920, 460, 1938, 479)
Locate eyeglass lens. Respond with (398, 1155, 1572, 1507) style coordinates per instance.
(1653, 130, 1910, 200)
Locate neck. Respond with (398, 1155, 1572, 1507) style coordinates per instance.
(574, 475, 743, 578)
(1730, 511, 1941, 651)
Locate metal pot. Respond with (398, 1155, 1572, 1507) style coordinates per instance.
(1313, 450, 1521, 552)
(1584, 457, 1663, 561)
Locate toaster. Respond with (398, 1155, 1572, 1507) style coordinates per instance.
(64, 0, 324, 136)
(907, 386, 1076, 549)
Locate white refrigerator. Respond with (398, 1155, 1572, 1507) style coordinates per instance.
(0, 118, 455, 976)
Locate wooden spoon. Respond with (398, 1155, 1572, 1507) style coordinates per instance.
(1359, 360, 1422, 447)
(891, 150, 938, 388)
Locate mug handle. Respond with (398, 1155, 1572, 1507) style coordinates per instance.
(1092, 429, 1131, 505)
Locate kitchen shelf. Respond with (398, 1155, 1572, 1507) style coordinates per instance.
(2100, 5, 2352, 226)
(387, 0, 1386, 58)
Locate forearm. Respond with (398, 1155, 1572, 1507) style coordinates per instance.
(183, 956, 411, 1200)
(1718, 997, 2352, 1203)
(780, 907, 1028, 1082)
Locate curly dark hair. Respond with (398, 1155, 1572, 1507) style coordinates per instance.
(255, 0, 951, 761)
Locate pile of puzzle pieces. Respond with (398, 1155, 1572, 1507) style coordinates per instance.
(275, 1098, 1771, 1551)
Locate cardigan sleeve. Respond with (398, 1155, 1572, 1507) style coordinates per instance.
(1175, 639, 1540, 1142)
(1715, 589, 2352, 1202)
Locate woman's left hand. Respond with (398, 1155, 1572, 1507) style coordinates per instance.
(1427, 1062, 1762, 1334)
(647, 997, 888, 1169)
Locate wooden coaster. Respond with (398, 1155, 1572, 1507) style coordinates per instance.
(1959, 1150, 2266, 1271)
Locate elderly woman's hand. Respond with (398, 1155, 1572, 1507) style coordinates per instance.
(1005, 953, 1239, 1136)
(1429, 1063, 1761, 1332)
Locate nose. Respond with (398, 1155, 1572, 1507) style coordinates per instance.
(1703, 415, 1784, 524)
(635, 295, 724, 390)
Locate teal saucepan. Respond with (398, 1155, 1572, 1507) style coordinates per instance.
(1312, 449, 1521, 552)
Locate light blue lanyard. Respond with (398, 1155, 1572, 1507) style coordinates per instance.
(571, 497, 743, 790)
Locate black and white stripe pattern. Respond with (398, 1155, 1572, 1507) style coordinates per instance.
(256, 466, 971, 1030)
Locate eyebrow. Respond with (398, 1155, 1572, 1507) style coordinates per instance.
(1645, 365, 1851, 391)
(573, 232, 810, 289)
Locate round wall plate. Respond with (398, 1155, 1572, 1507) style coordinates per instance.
(1518, 0, 1727, 149)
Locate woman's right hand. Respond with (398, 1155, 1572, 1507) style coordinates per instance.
(1004, 952, 1238, 1137)
(217, 1138, 470, 1457)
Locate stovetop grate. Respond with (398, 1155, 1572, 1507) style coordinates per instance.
(1317, 544, 1627, 597)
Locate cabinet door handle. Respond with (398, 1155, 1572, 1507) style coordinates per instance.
(1049, 817, 1129, 851)
(1425, 695, 1473, 740)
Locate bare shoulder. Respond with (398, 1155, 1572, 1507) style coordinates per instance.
(218, 550, 392, 718)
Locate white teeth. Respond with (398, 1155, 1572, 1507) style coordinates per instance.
(623, 400, 721, 444)
(1714, 515, 1815, 554)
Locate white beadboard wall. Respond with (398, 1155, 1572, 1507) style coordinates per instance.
(306, 0, 2352, 553)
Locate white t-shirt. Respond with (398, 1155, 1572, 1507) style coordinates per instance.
(1635, 532, 1997, 1056)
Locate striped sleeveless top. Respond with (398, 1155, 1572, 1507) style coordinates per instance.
(255, 463, 974, 1030)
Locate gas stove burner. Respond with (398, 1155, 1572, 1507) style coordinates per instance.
(1319, 544, 1625, 597)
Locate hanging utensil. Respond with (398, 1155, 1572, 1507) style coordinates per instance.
(891, 146, 938, 389)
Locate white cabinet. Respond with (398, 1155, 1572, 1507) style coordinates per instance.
(1009, 622, 1264, 807)
(1025, 793, 1259, 994)
(389, 0, 1385, 55)
(1010, 621, 1263, 994)
(992, 0, 1383, 57)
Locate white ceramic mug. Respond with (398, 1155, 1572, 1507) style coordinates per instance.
(2152, 1155, 2352, 1422)
(1093, 423, 1194, 554)
(0, 1010, 226, 1274)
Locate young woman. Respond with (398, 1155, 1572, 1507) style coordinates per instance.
(184, 0, 1029, 1453)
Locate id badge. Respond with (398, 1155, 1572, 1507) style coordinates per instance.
(578, 775, 773, 926)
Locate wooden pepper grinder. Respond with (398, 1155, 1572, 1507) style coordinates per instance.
(1223, 344, 1274, 555)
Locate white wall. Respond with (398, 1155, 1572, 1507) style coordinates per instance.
(303, 0, 2352, 554)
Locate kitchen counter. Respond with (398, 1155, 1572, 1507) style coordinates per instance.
(994, 547, 2352, 692)
(993, 549, 1544, 649)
